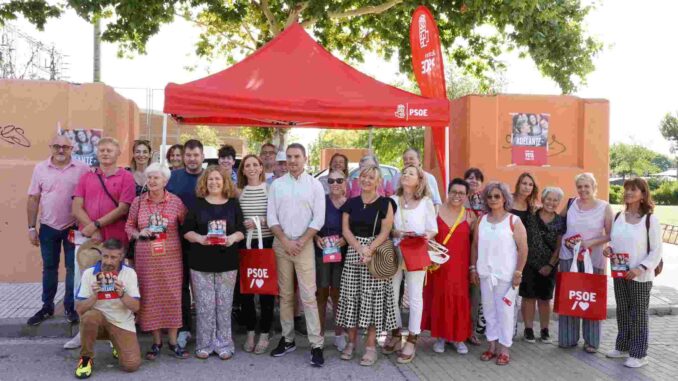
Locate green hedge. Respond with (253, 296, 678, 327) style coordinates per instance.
(609, 185, 623, 204)
(610, 181, 678, 205)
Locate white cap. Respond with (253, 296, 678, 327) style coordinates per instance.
(275, 151, 287, 162)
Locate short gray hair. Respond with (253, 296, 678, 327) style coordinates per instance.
(360, 154, 380, 167)
(145, 162, 171, 180)
(541, 186, 564, 201)
(482, 182, 513, 212)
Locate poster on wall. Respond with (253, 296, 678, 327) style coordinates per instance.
(57, 127, 102, 167)
(511, 113, 549, 166)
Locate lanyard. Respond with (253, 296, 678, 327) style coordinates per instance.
(442, 206, 466, 245)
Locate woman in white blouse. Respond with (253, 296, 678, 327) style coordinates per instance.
(385, 165, 437, 364)
(604, 178, 662, 369)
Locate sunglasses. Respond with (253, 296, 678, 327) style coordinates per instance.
(327, 178, 345, 184)
(486, 194, 502, 200)
(51, 144, 73, 151)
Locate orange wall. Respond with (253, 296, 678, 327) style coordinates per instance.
(425, 94, 609, 201)
(320, 148, 369, 169)
(0, 80, 139, 282)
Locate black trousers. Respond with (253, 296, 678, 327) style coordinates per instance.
(180, 239, 193, 333)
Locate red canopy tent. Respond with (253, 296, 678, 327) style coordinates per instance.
(163, 23, 449, 176)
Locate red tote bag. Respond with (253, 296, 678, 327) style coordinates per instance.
(554, 249, 607, 321)
(399, 236, 431, 271)
(239, 217, 278, 295)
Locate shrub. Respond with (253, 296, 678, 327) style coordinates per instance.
(652, 181, 678, 205)
(609, 184, 623, 204)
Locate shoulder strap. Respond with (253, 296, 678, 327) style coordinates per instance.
(567, 197, 575, 211)
(646, 212, 651, 255)
(96, 172, 119, 207)
(614, 211, 621, 222)
(509, 214, 515, 232)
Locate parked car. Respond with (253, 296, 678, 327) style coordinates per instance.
(315, 164, 400, 192)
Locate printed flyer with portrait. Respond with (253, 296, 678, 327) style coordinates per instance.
(57, 125, 103, 167)
(510, 113, 549, 166)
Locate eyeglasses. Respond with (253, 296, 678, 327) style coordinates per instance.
(449, 191, 466, 197)
(51, 144, 73, 151)
(261, 150, 276, 155)
(327, 178, 345, 184)
(486, 194, 502, 200)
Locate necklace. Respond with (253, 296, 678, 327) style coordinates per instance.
(402, 194, 412, 208)
(362, 194, 379, 209)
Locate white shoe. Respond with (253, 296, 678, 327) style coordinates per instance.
(177, 331, 191, 348)
(63, 332, 81, 349)
(334, 334, 347, 352)
(624, 357, 648, 368)
(453, 341, 469, 355)
(432, 338, 445, 353)
(606, 349, 629, 358)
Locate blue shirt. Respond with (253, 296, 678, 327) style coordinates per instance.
(166, 168, 202, 211)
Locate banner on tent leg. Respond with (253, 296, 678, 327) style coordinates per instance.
(510, 113, 549, 166)
(410, 5, 448, 186)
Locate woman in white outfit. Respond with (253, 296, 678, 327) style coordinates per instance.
(470, 182, 528, 366)
(384, 165, 437, 363)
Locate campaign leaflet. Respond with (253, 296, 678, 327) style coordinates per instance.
(97, 272, 119, 300)
(207, 220, 227, 246)
(610, 253, 630, 278)
(565, 234, 586, 261)
(321, 235, 342, 263)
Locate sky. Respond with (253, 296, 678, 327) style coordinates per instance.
(10, 0, 678, 155)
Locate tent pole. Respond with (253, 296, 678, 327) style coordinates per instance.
(445, 125, 450, 188)
(161, 114, 168, 165)
(368, 127, 374, 151)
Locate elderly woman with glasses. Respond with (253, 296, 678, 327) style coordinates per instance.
(125, 163, 189, 359)
(470, 182, 528, 366)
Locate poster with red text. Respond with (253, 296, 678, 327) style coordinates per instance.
(511, 113, 549, 166)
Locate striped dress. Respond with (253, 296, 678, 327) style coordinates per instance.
(239, 183, 273, 238)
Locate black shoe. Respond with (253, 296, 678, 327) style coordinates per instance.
(270, 338, 296, 357)
(66, 310, 80, 324)
(294, 316, 308, 336)
(310, 347, 324, 367)
(524, 328, 536, 343)
(540, 328, 552, 343)
(27, 307, 53, 326)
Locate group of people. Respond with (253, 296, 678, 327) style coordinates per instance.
(26, 134, 663, 379)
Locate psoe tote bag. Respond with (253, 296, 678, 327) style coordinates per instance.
(239, 216, 278, 296)
(554, 247, 607, 321)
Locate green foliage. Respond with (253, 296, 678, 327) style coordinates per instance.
(8, 0, 601, 93)
(179, 125, 219, 147)
(609, 184, 623, 205)
(609, 143, 659, 178)
(659, 112, 678, 154)
(308, 129, 365, 170)
(651, 154, 673, 172)
(652, 181, 678, 206)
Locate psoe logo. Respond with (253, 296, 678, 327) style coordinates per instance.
(409, 108, 428, 117)
(568, 290, 597, 312)
(418, 14, 429, 48)
(395, 104, 406, 119)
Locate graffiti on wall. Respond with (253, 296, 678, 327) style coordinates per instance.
(1, 125, 31, 147)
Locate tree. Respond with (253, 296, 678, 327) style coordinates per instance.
(179, 125, 219, 147)
(659, 111, 678, 178)
(3, 1, 601, 93)
(609, 143, 659, 179)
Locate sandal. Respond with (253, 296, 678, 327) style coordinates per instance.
(254, 333, 270, 355)
(584, 345, 598, 354)
(169, 344, 189, 359)
(382, 329, 402, 354)
(195, 350, 210, 360)
(340, 343, 355, 361)
(496, 353, 510, 366)
(360, 346, 378, 366)
(243, 331, 256, 353)
(480, 350, 497, 361)
(219, 351, 233, 360)
(145, 343, 162, 361)
(396, 334, 418, 364)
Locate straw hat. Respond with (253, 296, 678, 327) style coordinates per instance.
(77, 239, 102, 271)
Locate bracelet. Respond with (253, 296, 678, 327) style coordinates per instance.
(546, 263, 554, 269)
(639, 264, 648, 271)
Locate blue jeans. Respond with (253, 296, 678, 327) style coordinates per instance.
(39, 224, 76, 313)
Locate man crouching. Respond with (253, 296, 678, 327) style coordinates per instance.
(74, 239, 141, 379)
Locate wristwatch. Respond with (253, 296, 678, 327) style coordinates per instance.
(28, 225, 36, 231)
(93, 220, 101, 229)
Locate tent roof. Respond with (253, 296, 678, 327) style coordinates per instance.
(163, 23, 449, 129)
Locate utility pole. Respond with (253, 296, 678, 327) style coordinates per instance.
(93, 19, 101, 82)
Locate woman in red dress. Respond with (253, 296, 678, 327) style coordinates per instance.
(422, 178, 476, 354)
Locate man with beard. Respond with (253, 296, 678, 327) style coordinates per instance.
(74, 239, 141, 378)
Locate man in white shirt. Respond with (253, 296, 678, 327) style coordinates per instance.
(402, 148, 442, 212)
(74, 239, 141, 378)
(267, 143, 326, 366)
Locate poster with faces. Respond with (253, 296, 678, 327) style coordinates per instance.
(510, 113, 549, 166)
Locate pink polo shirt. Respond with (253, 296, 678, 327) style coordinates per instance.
(73, 167, 136, 246)
(28, 157, 90, 230)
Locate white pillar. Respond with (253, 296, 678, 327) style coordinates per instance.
(161, 114, 168, 165)
(445, 125, 450, 187)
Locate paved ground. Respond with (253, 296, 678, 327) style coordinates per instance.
(0, 314, 676, 381)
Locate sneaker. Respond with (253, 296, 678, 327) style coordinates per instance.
(64, 332, 81, 349)
(27, 307, 54, 326)
(74, 356, 93, 379)
(624, 357, 648, 368)
(539, 328, 552, 343)
(432, 338, 445, 353)
(310, 347, 324, 367)
(66, 310, 79, 324)
(270, 338, 296, 357)
(453, 341, 469, 354)
(606, 349, 630, 358)
(177, 331, 191, 348)
(523, 328, 536, 343)
(294, 316, 308, 336)
(334, 334, 347, 352)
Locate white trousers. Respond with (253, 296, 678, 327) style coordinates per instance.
(391, 268, 426, 335)
(480, 277, 516, 347)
